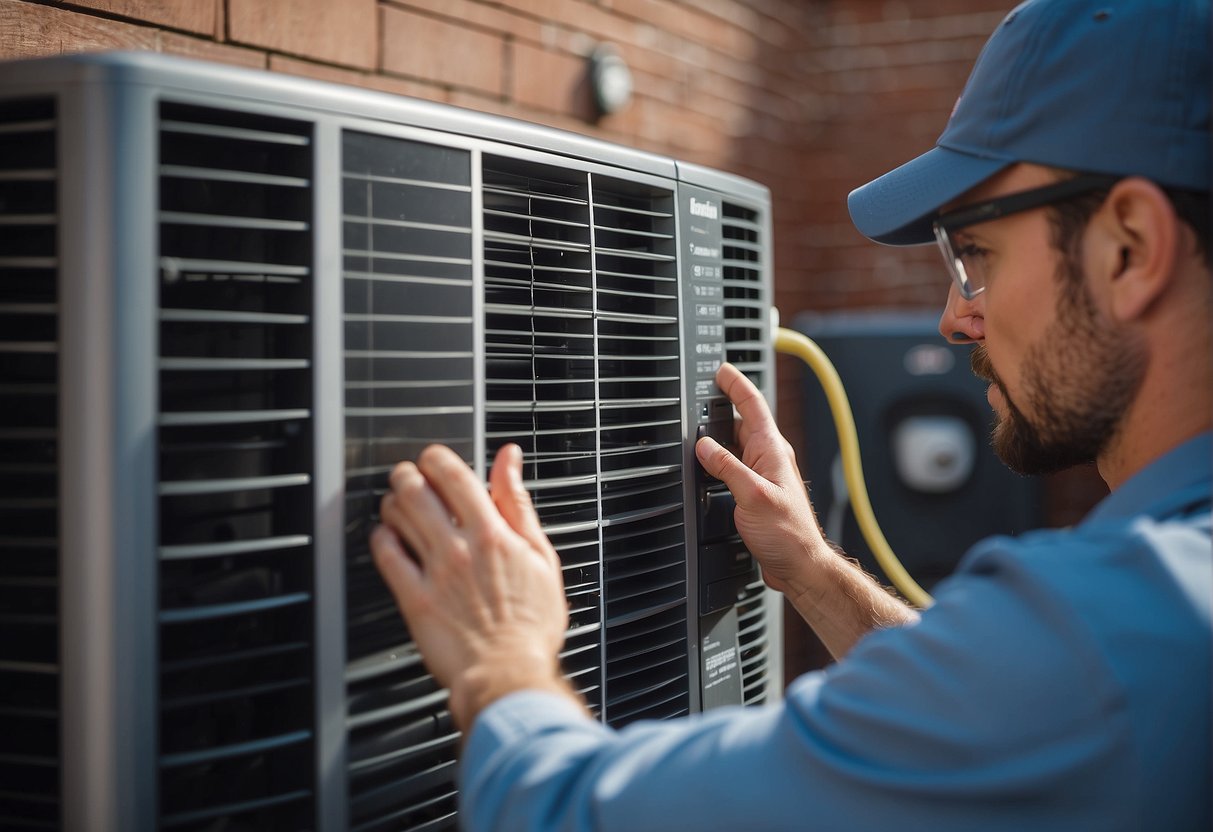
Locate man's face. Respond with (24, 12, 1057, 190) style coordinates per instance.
(968, 267, 1145, 476)
(938, 165, 1146, 475)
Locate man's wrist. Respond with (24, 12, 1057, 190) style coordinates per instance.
(449, 653, 585, 731)
(767, 536, 837, 600)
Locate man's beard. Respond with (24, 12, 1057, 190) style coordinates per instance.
(970, 265, 1146, 476)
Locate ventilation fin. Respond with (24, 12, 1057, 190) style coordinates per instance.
(720, 200, 769, 706)
(480, 161, 690, 729)
(481, 156, 607, 719)
(593, 176, 688, 728)
(721, 201, 764, 388)
(156, 102, 316, 829)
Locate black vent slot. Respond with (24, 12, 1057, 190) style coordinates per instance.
(736, 577, 769, 705)
(593, 176, 688, 728)
(0, 96, 59, 832)
(603, 604, 690, 725)
(157, 102, 315, 830)
(482, 163, 691, 729)
(721, 202, 765, 390)
(342, 131, 473, 832)
(482, 157, 606, 718)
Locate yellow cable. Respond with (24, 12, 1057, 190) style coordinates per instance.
(774, 326, 935, 608)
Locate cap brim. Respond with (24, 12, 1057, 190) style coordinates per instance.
(847, 146, 1010, 246)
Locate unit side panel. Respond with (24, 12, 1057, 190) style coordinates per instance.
(0, 92, 63, 832)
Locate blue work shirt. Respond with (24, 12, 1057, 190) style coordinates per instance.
(461, 433, 1212, 831)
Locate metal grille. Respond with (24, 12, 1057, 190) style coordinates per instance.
(736, 576, 770, 705)
(342, 131, 474, 832)
(0, 96, 59, 832)
(593, 177, 688, 728)
(481, 158, 688, 728)
(721, 200, 769, 706)
(482, 157, 606, 717)
(156, 102, 316, 830)
(721, 202, 765, 389)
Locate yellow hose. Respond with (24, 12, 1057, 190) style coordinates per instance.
(774, 326, 935, 608)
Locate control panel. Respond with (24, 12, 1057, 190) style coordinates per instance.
(678, 184, 760, 710)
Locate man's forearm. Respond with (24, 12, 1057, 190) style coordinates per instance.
(781, 543, 920, 659)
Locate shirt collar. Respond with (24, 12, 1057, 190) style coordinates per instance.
(1083, 431, 1212, 526)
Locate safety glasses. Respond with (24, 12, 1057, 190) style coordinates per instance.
(933, 174, 1121, 299)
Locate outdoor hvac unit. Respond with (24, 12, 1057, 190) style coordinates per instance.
(0, 52, 779, 831)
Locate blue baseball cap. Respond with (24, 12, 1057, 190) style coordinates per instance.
(848, 0, 1211, 246)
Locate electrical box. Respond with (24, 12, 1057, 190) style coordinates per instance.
(795, 311, 1042, 591)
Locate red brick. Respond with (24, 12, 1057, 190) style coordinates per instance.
(228, 0, 376, 69)
(510, 40, 595, 118)
(57, 0, 219, 35)
(381, 6, 504, 96)
(158, 31, 266, 69)
(611, 0, 746, 56)
(390, 0, 546, 44)
(526, 0, 631, 42)
(0, 0, 156, 59)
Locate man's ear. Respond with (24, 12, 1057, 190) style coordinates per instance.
(1094, 177, 1179, 323)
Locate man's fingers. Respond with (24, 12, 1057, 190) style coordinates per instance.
(716, 363, 774, 432)
(382, 460, 448, 559)
(414, 445, 497, 531)
(370, 524, 424, 611)
(695, 435, 761, 502)
(488, 444, 554, 561)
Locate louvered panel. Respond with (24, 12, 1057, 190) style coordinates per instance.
(342, 131, 474, 832)
(602, 509, 684, 621)
(736, 577, 770, 705)
(720, 201, 770, 709)
(551, 529, 604, 709)
(603, 605, 690, 726)
(591, 176, 689, 728)
(0, 96, 59, 832)
(346, 649, 459, 832)
(484, 159, 595, 411)
(480, 156, 608, 724)
(721, 202, 765, 390)
(157, 102, 315, 831)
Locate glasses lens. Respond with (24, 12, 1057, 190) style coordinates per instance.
(933, 224, 981, 300)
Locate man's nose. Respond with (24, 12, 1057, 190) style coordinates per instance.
(938, 283, 985, 343)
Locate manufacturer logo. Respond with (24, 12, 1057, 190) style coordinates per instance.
(689, 197, 718, 219)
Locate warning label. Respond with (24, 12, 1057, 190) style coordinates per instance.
(700, 607, 743, 709)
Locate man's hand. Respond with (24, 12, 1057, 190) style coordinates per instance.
(371, 443, 585, 730)
(694, 363, 831, 598)
(695, 363, 918, 657)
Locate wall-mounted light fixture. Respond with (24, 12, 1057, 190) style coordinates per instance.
(589, 44, 633, 116)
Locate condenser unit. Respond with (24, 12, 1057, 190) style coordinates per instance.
(0, 52, 779, 832)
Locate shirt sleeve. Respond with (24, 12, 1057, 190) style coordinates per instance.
(458, 544, 1136, 832)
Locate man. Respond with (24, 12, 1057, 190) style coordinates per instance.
(371, 0, 1211, 828)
